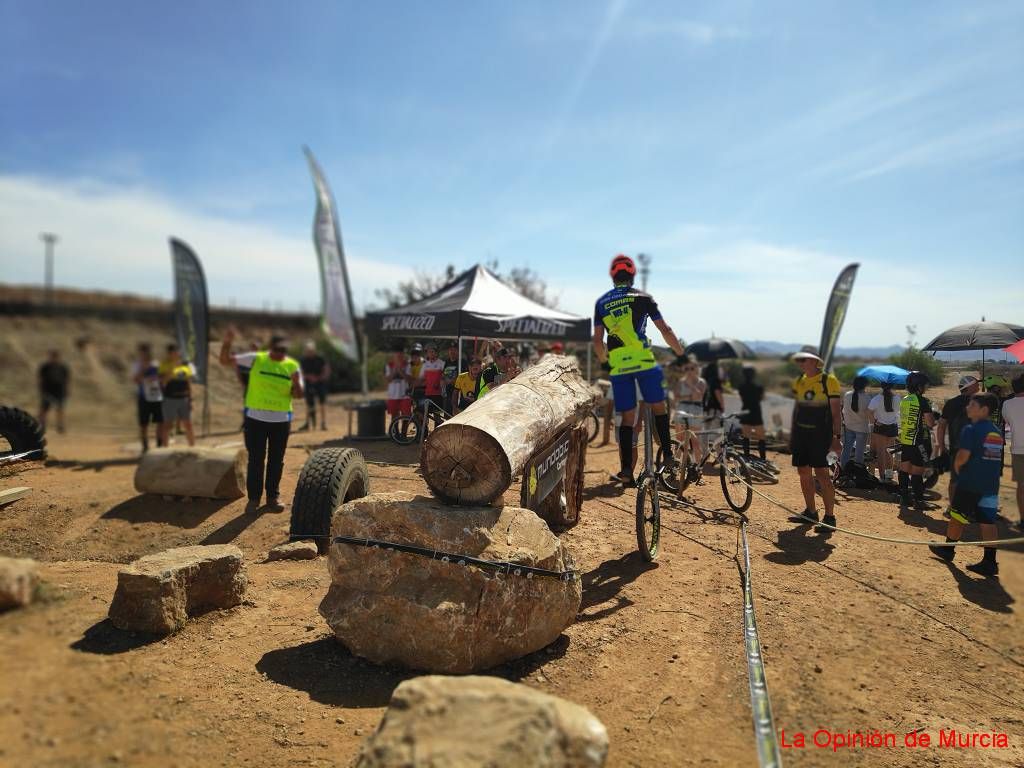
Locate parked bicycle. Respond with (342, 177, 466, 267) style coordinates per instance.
(657, 409, 753, 512)
(389, 397, 451, 445)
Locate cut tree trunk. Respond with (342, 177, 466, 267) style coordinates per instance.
(134, 447, 246, 499)
(422, 355, 598, 505)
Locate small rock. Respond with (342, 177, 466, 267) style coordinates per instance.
(108, 545, 246, 634)
(336, 717, 346, 724)
(0, 557, 39, 610)
(267, 541, 319, 562)
(355, 676, 607, 767)
(813, 665, 822, 674)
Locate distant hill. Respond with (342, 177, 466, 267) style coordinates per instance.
(744, 340, 903, 359)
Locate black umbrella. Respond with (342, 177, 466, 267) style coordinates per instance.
(922, 320, 1024, 378)
(684, 337, 756, 362)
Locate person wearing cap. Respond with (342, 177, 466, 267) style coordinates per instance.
(299, 340, 331, 431)
(441, 342, 460, 414)
(937, 374, 980, 500)
(1002, 374, 1024, 531)
(593, 254, 686, 487)
(494, 346, 522, 386)
(788, 351, 842, 532)
(408, 343, 426, 404)
(550, 342, 565, 355)
(384, 346, 412, 425)
(220, 327, 304, 513)
(929, 391, 1004, 577)
(417, 343, 446, 412)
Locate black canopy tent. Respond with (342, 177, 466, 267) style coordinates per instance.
(362, 264, 592, 385)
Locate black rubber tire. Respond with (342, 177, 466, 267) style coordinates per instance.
(0, 406, 47, 460)
(720, 452, 753, 513)
(635, 476, 660, 562)
(289, 447, 369, 553)
(389, 416, 420, 445)
(656, 439, 686, 493)
(585, 411, 600, 444)
(924, 469, 939, 490)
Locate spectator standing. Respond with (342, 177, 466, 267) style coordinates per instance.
(867, 382, 901, 482)
(737, 366, 767, 463)
(929, 392, 1004, 576)
(840, 376, 871, 470)
(158, 344, 196, 447)
(936, 375, 980, 499)
(702, 362, 725, 415)
(1001, 374, 1024, 530)
(419, 344, 446, 412)
(787, 351, 842, 531)
(453, 357, 488, 414)
(220, 328, 303, 513)
(494, 347, 522, 386)
(37, 350, 70, 434)
(670, 356, 706, 470)
(131, 343, 164, 452)
(299, 341, 331, 431)
(384, 348, 411, 426)
(896, 372, 936, 509)
(408, 344, 425, 402)
(441, 342, 460, 414)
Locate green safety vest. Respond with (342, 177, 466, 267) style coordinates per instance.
(245, 352, 300, 412)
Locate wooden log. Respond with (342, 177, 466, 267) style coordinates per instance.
(0, 487, 31, 507)
(421, 355, 598, 505)
(134, 447, 246, 500)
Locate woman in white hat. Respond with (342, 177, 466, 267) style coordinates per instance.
(788, 351, 843, 532)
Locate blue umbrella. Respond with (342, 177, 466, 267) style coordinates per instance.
(857, 364, 910, 386)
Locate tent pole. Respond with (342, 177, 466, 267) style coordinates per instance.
(982, 348, 985, 381)
(586, 344, 592, 380)
(361, 331, 369, 396)
(458, 335, 463, 372)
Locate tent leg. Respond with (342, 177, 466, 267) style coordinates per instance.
(586, 344, 592, 380)
(361, 332, 369, 396)
(457, 336, 463, 373)
(981, 348, 985, 381)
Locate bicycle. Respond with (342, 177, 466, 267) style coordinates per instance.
(389, 397, 451, 445)
(634, 402, 661, 561)
(657, 410, 753, 512)
(726, 424, 780, 484)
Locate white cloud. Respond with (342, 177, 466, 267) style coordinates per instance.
(0, 174, 415, 314)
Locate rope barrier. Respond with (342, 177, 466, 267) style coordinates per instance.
(740, 523, 783, 768)
(723, 464, 1024, 548)
(331, 535, 580, 582)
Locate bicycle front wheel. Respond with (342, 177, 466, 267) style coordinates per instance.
(635, 475, 661, 561)
(388, 416, 420, 445)
(720, 451, 753, 512)
(586, 410, 600, 444)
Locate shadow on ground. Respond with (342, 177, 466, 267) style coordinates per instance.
(936, 559, 1016, 614)
(578, 552, 658, 622)
(71, 619, 163, 655)
(256, 637, 414, 708)
(764, 522, 836, 566)
(45, 457, 140, 472)
(103, 494, 234, 529)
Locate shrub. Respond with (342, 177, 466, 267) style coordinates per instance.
(889, 347, 944, 385)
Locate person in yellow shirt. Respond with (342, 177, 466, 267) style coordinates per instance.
(158, 344, 197, 447)
(788, 351, 842, 532)
(453, 357, 489, 415)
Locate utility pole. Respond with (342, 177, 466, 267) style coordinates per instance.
(637, 252, 651, 292)
(40, 232, 59, 306)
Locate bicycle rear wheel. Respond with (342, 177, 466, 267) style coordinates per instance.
(635, 475, 661, 561)
(745, 459, 779, 484)
(656, 439, 684, 493)
(720, 451, 753, 512)
(388, 416, 420, 445)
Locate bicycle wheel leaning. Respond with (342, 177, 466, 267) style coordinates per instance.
(585, 409, 600, 444)
(720, 450, 753, 512)
(744, 459, 779, 484)
(635, 475, 661, 561)
(388, 416, 421, 445)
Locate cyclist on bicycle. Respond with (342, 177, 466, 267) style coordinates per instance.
(593, 254, 685, 487)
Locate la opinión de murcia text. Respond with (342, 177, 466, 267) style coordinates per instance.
(779, 728, 1010, 752)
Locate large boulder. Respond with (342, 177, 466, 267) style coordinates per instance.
(108, 545, 246, 634)
(356, 676, 608, 768)
(0, 556, 39, 610)
(319, 492, 581, 673)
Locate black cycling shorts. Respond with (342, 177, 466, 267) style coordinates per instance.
(874, 423, 898, 438)
(899, 444, 926, 468)
(791, 424, 830, 468)
(137, 399, 164, 426)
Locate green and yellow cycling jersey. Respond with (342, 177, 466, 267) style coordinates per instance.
(594, 286, 661, 375)
(898, 393, 932, 446)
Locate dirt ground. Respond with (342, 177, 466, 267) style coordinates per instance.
(1, 390, 1022, 768)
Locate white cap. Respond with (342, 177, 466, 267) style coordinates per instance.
(791, 351, 823, 364)
(957, 375, 979, 391)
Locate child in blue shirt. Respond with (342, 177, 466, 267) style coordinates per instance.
(929, 392, 1004, 576)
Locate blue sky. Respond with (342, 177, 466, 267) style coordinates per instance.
(1, 0, 1021, 346)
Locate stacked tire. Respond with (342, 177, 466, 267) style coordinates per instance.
(0, 406, 47, 461)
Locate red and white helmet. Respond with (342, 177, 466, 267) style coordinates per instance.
(609, 254, 636, 280)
